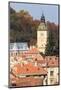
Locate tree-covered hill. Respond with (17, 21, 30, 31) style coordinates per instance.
(9, 7, 59, 55)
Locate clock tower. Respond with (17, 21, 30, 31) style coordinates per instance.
(37, 13, 48, 54)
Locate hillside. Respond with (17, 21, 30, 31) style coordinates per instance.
(9, 7, 59, 55)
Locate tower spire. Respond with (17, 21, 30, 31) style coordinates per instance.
(41, 12, 45, 23)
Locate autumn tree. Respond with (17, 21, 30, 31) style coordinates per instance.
(10, 7, 59, 55)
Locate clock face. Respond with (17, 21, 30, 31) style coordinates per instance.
(38, 23, 47, 30)
(40, 33, 43, 36)
(41, 25, 44, 29)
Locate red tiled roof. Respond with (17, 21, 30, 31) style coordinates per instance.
(13, 63, 47, 75)
(35, 54, 44, 60)
(16, 77, 43, 86)
(23, 51, 44, 61)
(41, 56, 59, 67)
(47, 59, 58, 67)
(10, 77, 43, 86)
(24, 47, 39, 54)
(37, 59, 46, 64)
(10, 73, 19, 83)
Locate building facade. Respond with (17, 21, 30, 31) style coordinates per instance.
(37, 14, 48, 54)
(10, 42, 59, 86)
(47, 56, 59, 85)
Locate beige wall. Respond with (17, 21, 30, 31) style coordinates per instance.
(37, 30, 47, 54)
(47, 67, 59, 85)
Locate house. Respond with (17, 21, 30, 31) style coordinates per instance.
(47, 56, 59, 85)
(10, 42, 29, 66)
(10, 62, 47, 86)
(10, 42, 59, 86)
(10, 42, 29, 57)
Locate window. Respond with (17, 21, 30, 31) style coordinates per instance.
(25, 45, 28, 49)
(41, 33, 43, 36)
(55, 57, 57, 60)
(42, 44, 43, 47)
(35, 58, 37, 61)
(50, 57, 51, 60)
(12, 83, 16, 86)
(11, 52, 13, 56)
(45, 79, 47, 85)
(50, 71, 54, 76)
(20, 45, 23, 49)
(16, 53, 17, 56)
(50, 79, 53, 84)
(26, 68, 29, 71)
(38, 67, 40, 70)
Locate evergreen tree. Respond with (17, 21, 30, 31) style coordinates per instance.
(45, 31, 55, 55)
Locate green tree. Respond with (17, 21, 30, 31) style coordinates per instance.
(45, 30, 55, 55)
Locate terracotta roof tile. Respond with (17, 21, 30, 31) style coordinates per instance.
(25, 47, 39, 54)
(13, 63, 47, 75)
(47, 59, 58, 67)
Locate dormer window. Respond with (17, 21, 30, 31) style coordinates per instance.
(50, 71, 54, 76)
(35, 58, 37, 61)
(38, 67, 40, 70)
(26, 68, 29, 71)
(55, 57, 57, 60)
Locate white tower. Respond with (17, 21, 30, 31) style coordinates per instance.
(37, 13, 48, 54)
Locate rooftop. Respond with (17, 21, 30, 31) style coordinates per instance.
(12, 62, 47, 76)
(10, 42, 29, 51)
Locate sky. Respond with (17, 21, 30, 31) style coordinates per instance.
(10, 2, 59, 24)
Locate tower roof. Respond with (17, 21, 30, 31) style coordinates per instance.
(41, 13, 45, 23)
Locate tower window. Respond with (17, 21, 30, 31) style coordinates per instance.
(50, 79, 53, 84)
(41, 33, 43, 36)
(50, 71, 54, 76)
